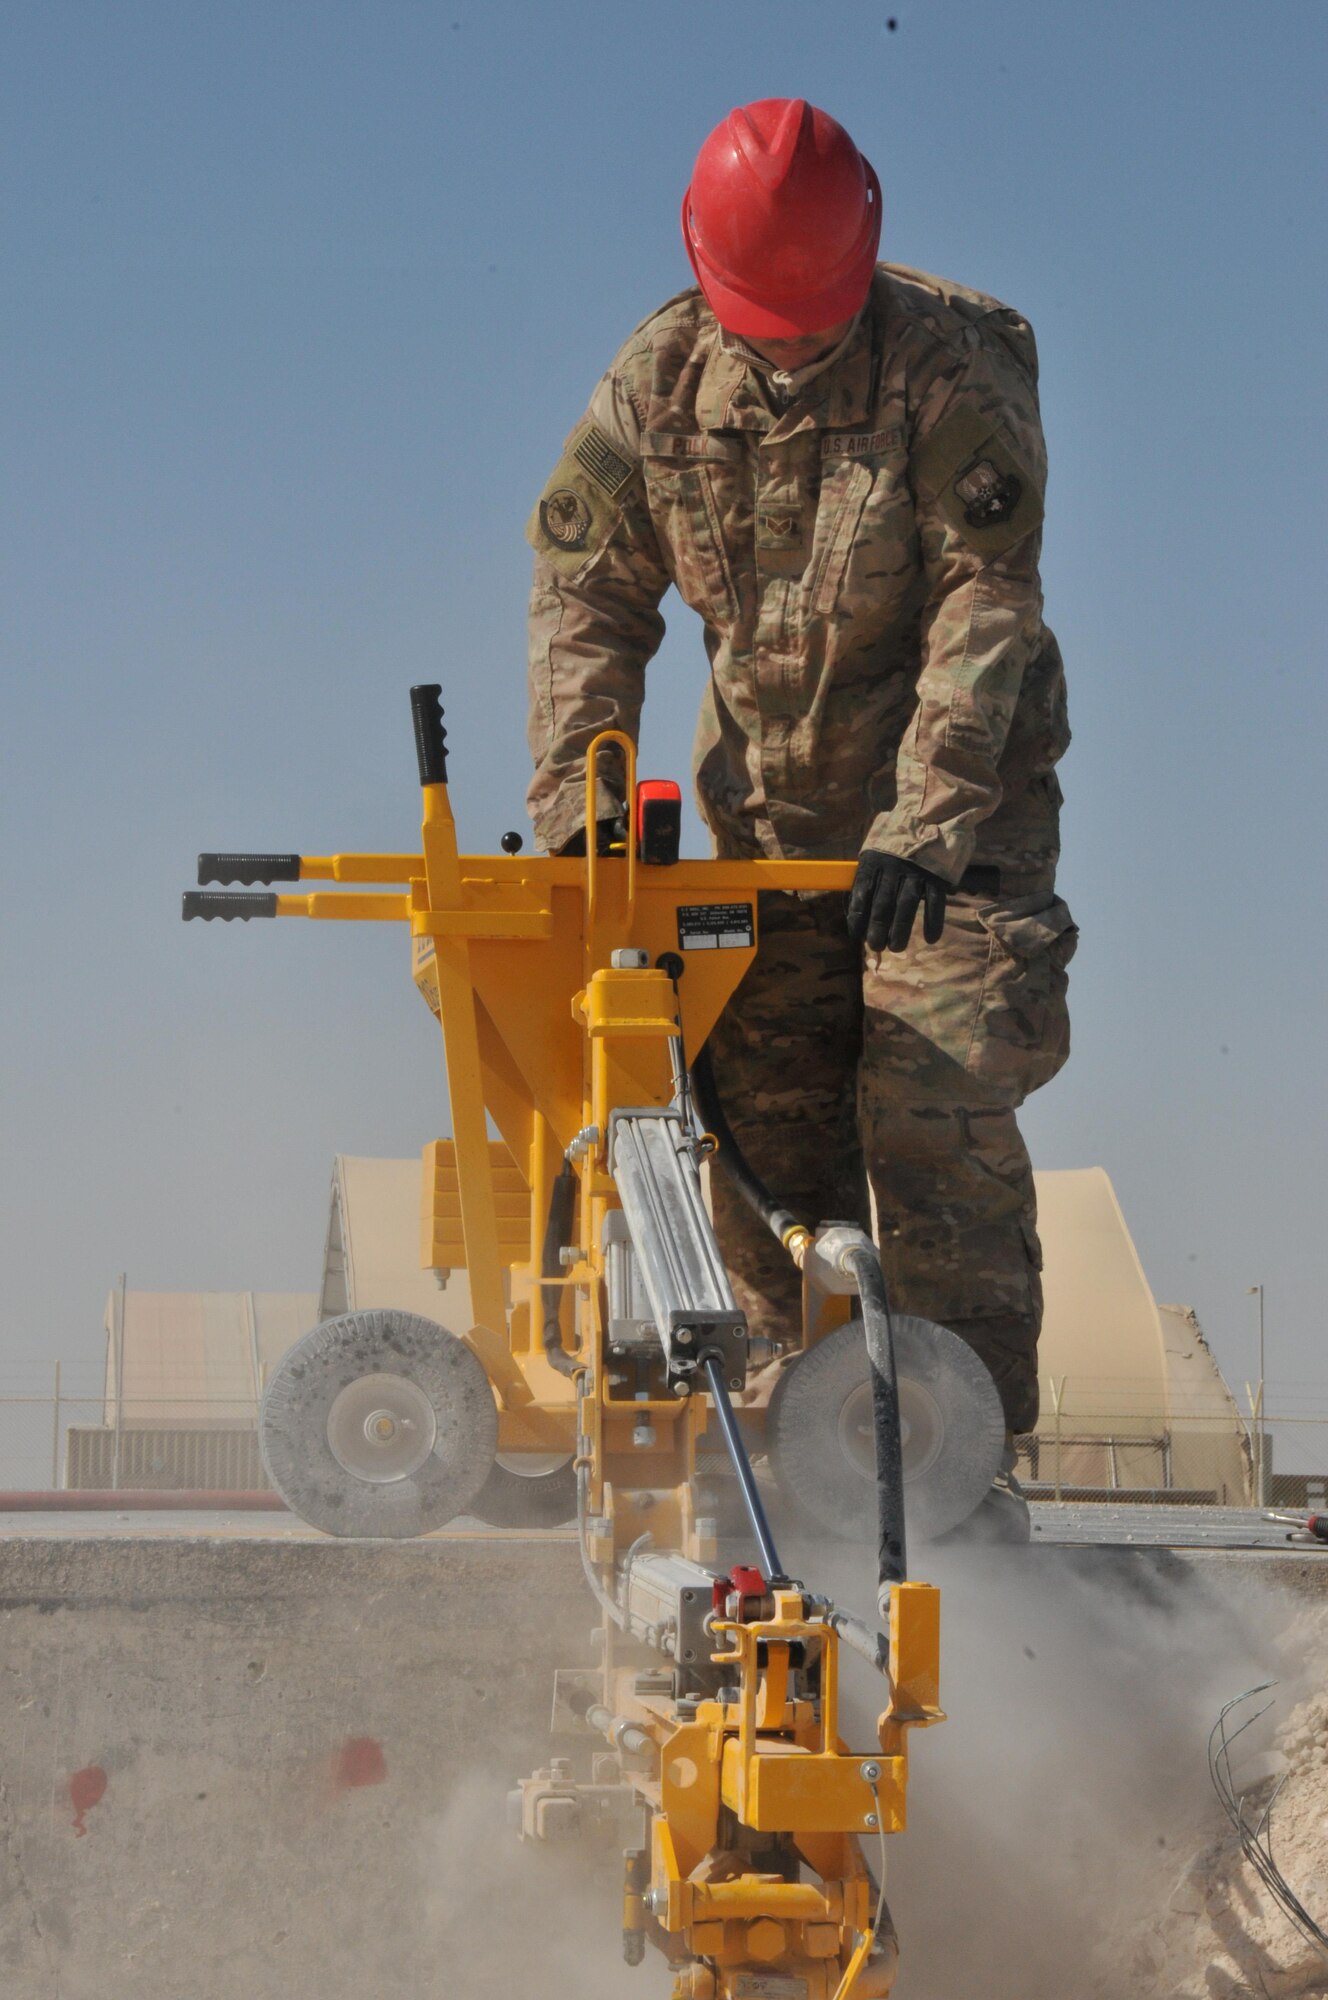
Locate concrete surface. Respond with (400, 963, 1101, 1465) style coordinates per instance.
(1, 1533, 1325, 2000)
(0, 1534, 596, 2000)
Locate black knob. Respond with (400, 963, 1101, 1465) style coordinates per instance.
(500, 831, 524, 854)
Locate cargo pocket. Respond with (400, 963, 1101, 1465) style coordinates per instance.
(642, 439, 741, 625)
(966, 894, 1077, 1102)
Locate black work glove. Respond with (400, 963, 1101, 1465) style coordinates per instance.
(556, 814, 628, 858)
(846, 851, 950, 954)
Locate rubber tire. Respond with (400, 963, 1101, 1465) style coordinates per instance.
(469, 1456, 577, 1529)
(767, 1314, 1005, 1544)
(260, 1309, 498, 1538)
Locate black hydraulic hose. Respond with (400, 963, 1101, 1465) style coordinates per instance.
(691, 1042, 902, 1644)
(844, 1246, 908, 1598)
(701, 1354, 790, 1587)
(541, 1160, 579, 1377)
(690, 1042, 805, 1250)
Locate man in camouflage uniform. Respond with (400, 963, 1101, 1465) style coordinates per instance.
(525, 99, 1074, 1527)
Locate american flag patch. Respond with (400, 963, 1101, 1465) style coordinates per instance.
(573, 425, 634, 497)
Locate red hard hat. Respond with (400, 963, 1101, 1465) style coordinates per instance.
(682, 99, 881, 339)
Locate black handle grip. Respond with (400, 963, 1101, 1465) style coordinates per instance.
(182, 892, 278, 922)
(410, 684, 449, 786)
(198, 853, 300, 887)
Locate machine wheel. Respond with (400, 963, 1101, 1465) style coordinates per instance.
(767, 1314, 1005, 1544)
(469, 1452, 577, 1528)
(260, 1309, 498, 1538)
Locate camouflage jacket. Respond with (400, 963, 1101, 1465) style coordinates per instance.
(526, 263, 1068, 890)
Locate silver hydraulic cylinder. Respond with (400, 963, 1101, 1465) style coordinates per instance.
(607, 1109, 747, 1392)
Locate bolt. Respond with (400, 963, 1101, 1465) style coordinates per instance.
(632, 1423, 656, 1449)
(559, 1245, 578, 1268)
(729, 1378, 742, 1390)
(672, 1379, 691, 1397)
(860, 1760, 881, 1782)
(675, 1329, 693, 1345)
(864, 1813, 879, 1829)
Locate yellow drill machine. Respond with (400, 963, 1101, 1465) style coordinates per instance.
(184, 687, 1006, 2000)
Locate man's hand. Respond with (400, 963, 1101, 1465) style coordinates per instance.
(556, 814, 628, 857)
(846, 851, 950, 953)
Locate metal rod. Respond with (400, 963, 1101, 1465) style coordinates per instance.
(701, 1354, 788, 1585)
(1049, 1374, 1066, 1502)
(51, 1360, 61, 1491)
(112, 1272, 127, 1492)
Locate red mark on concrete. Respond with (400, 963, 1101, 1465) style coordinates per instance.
(69, 1765, 107, 1836)
(334, 1737, 386, 1790)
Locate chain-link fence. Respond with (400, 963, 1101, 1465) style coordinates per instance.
(0, 1359, 1325, 1511)
(1010, 1372, 1328, 1510)
(0, 1362, 272, 1494)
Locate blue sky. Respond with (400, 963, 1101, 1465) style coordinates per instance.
(3, 0, 1325, 1457)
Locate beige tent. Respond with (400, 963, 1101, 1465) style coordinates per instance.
(65, 1289, 319, 1489)
(1029, 1168, 1249, 1501)
(102, 1289, 318, 1426)
(319, 1155, 473, 1326)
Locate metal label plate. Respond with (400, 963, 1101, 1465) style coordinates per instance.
(676, 902, 754, 951)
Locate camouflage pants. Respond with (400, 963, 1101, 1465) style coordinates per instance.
(706, 889, 1076, 1433)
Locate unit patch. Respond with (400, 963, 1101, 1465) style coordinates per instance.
(821, 425, 902, 458)
(677, 902, 755, 951)
(954, 456, 1022, 529)
(539, 488, 592, 550)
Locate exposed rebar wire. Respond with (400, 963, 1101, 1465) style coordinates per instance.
(1208, 1682, 1328, 1966)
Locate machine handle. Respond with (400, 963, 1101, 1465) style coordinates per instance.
(182, 891, 278, 921)
(411, 684, 449, 787)
(197, 853, 300, 886)
(584, 729, 637, 922)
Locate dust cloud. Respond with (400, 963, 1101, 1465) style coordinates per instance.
(813, 1537, 1328, 2000)
(420, 1770, 669, 2000)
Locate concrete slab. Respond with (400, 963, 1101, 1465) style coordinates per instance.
(2, 1533, 1324, 2000)
(0, 1534, 602, 2000)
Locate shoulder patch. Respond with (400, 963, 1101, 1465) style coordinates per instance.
(526, 422, 640, 578)
(913, 404, 1043, 556)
